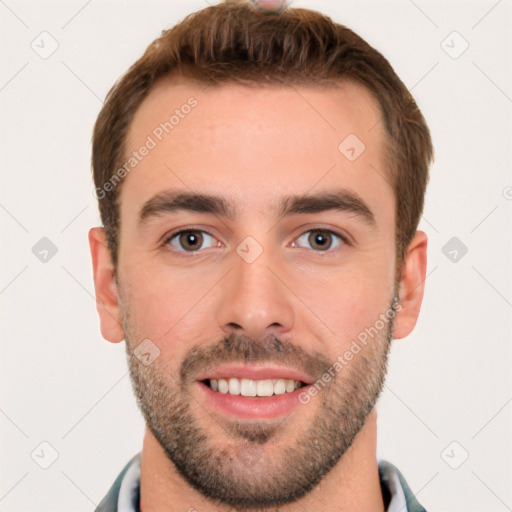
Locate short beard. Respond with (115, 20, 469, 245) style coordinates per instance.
(121, 300, 396, 509)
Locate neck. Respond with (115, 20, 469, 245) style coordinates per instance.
(140, 409, 384, 512)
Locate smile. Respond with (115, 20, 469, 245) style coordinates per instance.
(205, 377, 304, 397)
(195, 364, 314, 419)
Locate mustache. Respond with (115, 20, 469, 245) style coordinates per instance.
(179, 332, 333, 385)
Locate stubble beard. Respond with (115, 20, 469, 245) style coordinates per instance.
(120, 298, 395, 509)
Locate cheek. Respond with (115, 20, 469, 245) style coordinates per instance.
(121, 263, 220, 349)
(291, 259, 394, 354)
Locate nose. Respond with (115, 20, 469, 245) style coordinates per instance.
(215, 250, 295, 341)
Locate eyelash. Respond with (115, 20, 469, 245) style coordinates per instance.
(162, 227, 350, 256)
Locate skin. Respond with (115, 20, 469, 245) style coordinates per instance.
(89, 74, 427, 511)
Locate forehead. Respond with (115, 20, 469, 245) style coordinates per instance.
(120, 75, 391, 224)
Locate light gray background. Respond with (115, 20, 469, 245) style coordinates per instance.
(1, 1, 511, 510)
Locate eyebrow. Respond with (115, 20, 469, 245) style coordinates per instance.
(138, 188, 376, 228)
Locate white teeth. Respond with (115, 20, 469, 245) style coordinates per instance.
(273, 379, 286, 395)
(240, 379, 257, 397)
(228, 377, 240, 395)
(285, 379, 295, 393)
(207, 377, 303, 396)
(256, 379, 274, 397)
(218, 378, 229, 394)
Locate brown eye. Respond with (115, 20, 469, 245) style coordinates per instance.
(167, 230, 216, 252)
(293, 229, 343, 252)
(309, 230, 332, 250)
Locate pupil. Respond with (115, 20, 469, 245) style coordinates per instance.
(311, 230, 330, 250)
(182, 231, 202, 250)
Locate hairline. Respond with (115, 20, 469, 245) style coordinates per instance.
(116, 71, 399, 221)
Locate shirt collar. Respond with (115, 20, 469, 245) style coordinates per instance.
(117, 453, 140, 512)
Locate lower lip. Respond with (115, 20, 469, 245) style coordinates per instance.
(197, 381, 310, 419)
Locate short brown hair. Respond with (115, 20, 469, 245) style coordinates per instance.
(92, 0, 433, 271)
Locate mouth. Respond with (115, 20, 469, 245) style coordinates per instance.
(195, 364, 314, 419)
(202, 377, 305, 397)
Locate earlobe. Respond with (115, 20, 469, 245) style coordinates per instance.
(88, 227, 125, 343)
(393, 230, 428, 340)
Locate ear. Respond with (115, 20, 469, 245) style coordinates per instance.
(393, 230, 428, 339)
(88, 227, 125, 343)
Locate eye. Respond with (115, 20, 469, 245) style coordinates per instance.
(292, 229, 345, 252)
(165, 229, 220, 253)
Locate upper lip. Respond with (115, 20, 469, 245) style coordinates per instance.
(196, 363, 315, 385)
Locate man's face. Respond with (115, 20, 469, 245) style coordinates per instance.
(97, 76, 414, 506)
